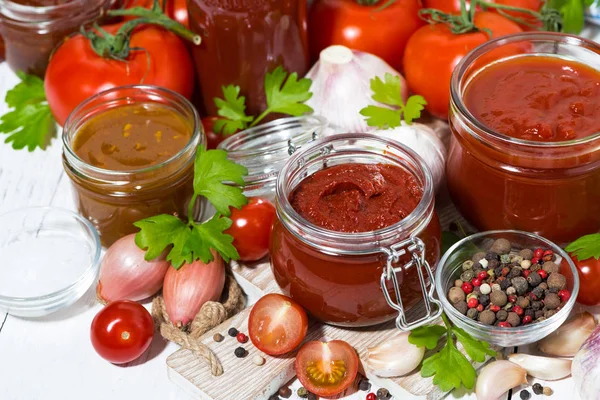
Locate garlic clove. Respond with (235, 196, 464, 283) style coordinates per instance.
(366, 332, 425, 378)
(538, 312, 597, 357)
(476, 360, 528, 400)
(507, 353, 572, 380)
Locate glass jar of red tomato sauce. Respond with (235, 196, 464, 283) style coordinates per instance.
(0, 0, 109, 77)
(448, 33, 600, 245)
(270, 134, 443, 328)
(187, 0, 309, 116)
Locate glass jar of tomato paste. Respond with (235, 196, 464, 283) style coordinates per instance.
(187, 0, 309, 116)
(448, 33, 600, 245)
(270, 134, 443, 328)
(0, 0, 108, 77)
(63, 85, 204, 247)
(217, 116, 327, 200)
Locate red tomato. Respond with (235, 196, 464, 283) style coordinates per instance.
(122, 0, 189, 27)
(422, 0, 468, 13)
(248, 294, 308, 355)
(225, 198, 276, 262)
(309, 0, 425, 71)
(45, 23, 195, 126)
(202, 117, 227, 150)
(403, 12, 522, 119)
(295, 340, 359, 397)
(570, 254, 600, 306)
(493, 0, 543, 30)
(90, 301, 154, 364)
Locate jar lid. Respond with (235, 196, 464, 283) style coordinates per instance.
(218, 116, 329, 190)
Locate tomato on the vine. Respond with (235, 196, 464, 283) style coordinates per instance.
(225, 197, 276, 262)
(309, 0, 425, 71)
(403, 12, 522, 119)
(570, 254, 600, 306)
(249, 294, 308, 355)
(295, 340, 359, 397)
(123, 0, 189, 27)
(45, 23, 195, 126)
(90, 300, 154, 364)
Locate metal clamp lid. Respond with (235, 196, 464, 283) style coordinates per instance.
(380, 237, 442, 331)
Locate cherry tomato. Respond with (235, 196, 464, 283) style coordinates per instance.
(45, 23, 195, 126)
(422, 0, 470, 13)
(90, 300, 154, 364)
(202, 117, 227, 150)
(122, 0, 189, 27)
(403, 12, 522, 119)
(225, 197, 276, 262)
(309, 0, 425, 71)
(570, 254, 600, 306)
(295, 340, 359, 397)
(492, 0, 543, 30)
(248, 294, 308, 355)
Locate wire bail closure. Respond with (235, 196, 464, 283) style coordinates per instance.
(380, 237, 442, 331)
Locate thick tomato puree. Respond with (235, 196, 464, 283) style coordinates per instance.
(290, 164, 422, 232)
(465, 56, 600, 142)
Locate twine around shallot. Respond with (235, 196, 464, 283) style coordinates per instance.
(151, 273, 246, 376)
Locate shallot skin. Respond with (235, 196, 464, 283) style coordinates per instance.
(97, 234, 170, 303)
(573, 324, 600, 400)
(163, 255, 225, 328)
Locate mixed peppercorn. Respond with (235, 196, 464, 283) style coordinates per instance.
(447, 239, 570, 327)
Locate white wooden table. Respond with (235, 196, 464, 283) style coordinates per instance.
(1, 26, 599, 399)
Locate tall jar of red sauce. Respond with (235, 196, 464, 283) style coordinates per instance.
(447, 33, 600, 245)
(270, 134, 443, 328)
(187, 0, 309, 116)
(0, 0, 109, 77)
(63, 85, 204, 247)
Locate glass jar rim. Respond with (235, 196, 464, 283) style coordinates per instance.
(450, 32, 600, 149)
(62, 84, 202, 179)
(0, 0, 106, 22)
(275, 133, 435, 254)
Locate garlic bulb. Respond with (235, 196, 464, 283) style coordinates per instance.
(538, 312, 597, 357)
(507, 353, 572, 380)
(476, 360, 528, 400)
(373, 123, 447, 192)
(367, 332, 425, 378)
(306, 45, 408, 133)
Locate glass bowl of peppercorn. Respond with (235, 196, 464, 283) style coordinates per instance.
(436, 230, 579, 347)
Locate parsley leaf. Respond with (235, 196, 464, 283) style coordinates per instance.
(421, 339, 477, 391)
(453, 326, 497, 362)
(193, 146, 248, 216)
(134, 146, 248, 269)
(213, 85, 254, 135)
(565, 233, 600, 261)
(360, 73, 427, 128)
(0, 71, 56, 151)
(408, 324, 447, 350)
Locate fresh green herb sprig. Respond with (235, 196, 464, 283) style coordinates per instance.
(565, 233, 600, 261)
(409, 313, 497, 391)
(0, 72, 56, 151)
(134, 146, 248, 269)
(359, 73, 427, 129)
(212, 65, 313, 136)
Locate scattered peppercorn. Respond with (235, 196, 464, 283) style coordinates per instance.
(228, 327, 239, 337)
(234, 347, 247, 358)
(538, 269, 549, 279)
(269, 395, 279, 400)
(358, 378, 371, 391)
(236, 332, 248, 344)
(490, 290, 508, 306)
(522, 315, 533, 324)
(496, 309, 508, 321)
(532, 383, 544, 395)
(297, 387, 309, 398)
(376, 388, 391, 399)
(548, 272, 567, 290)
(252, 355, 265, 366)
(449, 287, 466, 304)
(478, 310, 496, 325)
(307, 393, 317, 400)
(520, 389, 531, 400)
(366, 393, 376, 400)
(507, 312, 521, 327)
(462, 282, 474, 294)
(468, 298, 479, 308)
(490, 238, 511, 254)
(278, 386, 292, 398)
(467, 308, 479, 319)
(543, 261, 559, 273)
(543, 386, 553, 396)
(558, 289, 571, 302)
(472, 251, 486, 263)
(498, 321, 512, 327)
(213, 333, 224, 342)
(454, 300, 468, 314)
(519, 249, 534, 260)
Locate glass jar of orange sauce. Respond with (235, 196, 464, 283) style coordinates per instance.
(62, 85, 204, 247)
(270, 134, 442, 328)
(448, 32, 600, 245)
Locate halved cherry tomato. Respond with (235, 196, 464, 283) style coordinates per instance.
(225, 197, 276, 262)
(295, 340, 359, 397)
(248, 294, 308, 355)
(90, 300, 154, 364)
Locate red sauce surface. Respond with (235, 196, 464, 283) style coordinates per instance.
(290, 164, 422, 232)
(465, 56, 600, 142)
(270, 163, 441, 327)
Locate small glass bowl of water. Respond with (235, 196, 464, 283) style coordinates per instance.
(0, 207, 101, 317)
